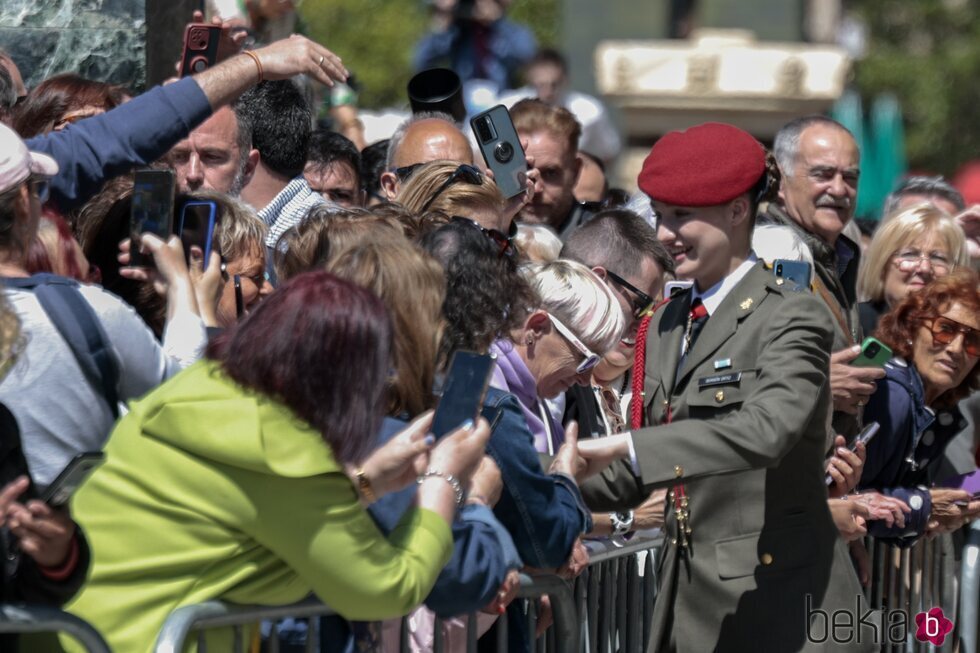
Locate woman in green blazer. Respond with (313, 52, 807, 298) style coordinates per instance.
(61, 271, 490, 652)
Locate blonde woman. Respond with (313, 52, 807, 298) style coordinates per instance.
(858, 203, 969, 335)
(396, 160, 510, 233)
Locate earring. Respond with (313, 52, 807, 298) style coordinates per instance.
(526, 334, 534, 346)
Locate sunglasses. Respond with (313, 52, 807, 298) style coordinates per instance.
(922, 316, 980, 357)
(392, 163, 422, 182)
(420, 164, 483, 213)
(547, 313, 601, 374)
(451, 216, 515, 258)
(605, 270, 655, 320)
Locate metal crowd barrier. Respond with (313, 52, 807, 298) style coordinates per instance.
(0, 603, 111, 653)
(959, 521, 980, 653)
(152, 535, 664, 653)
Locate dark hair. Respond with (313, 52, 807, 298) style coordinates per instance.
(420, 219, 536, 358)
(208, 270, 391, 464)
(307, 129, 361, 183)
(13, 73, 119, 138)
(360, 139, 390, 199)
(236, 80, 311, 179)
(527, 48, 568, 76)
(562, 208, 674, 278)
(0, 65, 15, 120)
(876, 268, 980, 407)
(883, 175, 965, 217)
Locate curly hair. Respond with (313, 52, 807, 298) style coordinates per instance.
(876, 267, 980, 406)
(419, 219, 536, 361)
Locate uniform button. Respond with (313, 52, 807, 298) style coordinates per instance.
(663, 399, 669, 406)
(775, 278, 785, 286)
(910, 495, 923, 510)
(674, 465, 684, 478)
(761, 553, 774, 565)
(921, 430, 935, 446)
(715, 390, 725, 402)
(938, 412, 953, 426)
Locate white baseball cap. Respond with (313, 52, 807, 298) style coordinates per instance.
(0, 122, 58, 196)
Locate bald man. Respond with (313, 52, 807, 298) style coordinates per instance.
(379, 112, 473, 199)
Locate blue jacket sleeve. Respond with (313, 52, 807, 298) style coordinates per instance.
(484, 391, 591, 569)
(867, 486, 931, 547)
(26, 77, 213, 212)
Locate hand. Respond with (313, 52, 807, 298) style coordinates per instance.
(427, 417, 492, 486)
(851, 491, 910, 529)
(926, 488, 980, 534)
(828, 497, 870, 542)
(355, 412, 435, 498)
(535, 594, 554, 638)
(468, 456, 503, 507)
(0, 477, 76, 568)
(849, 540, 871, 587)
(633, 489, 667, 530)
(955, 206, 980, 262)
(498, 146, 538, 228)
(189, 247, 223, 327)
(549, 421, 584, 480)
(825, 435, 866, 498)
(575, 433, 631, 481)
(829, 346, 886, 414)
(481, 569, 520, 615)
(189, 11, 249, 63)
(251, 34, 348, 88)
(557, 538, 589, 580)
(119, 234, 193, 297)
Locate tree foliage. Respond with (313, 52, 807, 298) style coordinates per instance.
(851, 0, 980, 175)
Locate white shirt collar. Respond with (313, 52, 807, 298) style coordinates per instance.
(692, 252, 759, 316)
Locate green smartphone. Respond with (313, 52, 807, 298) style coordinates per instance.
(853, 337, 892, 368)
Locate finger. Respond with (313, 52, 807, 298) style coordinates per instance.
(855, 366, 887, 381)
(830, 345, 862, 364)
(405, 410, 436, 439)
(0, 476, 30, 509)
(827, 464, 845, 485)
(832, 435, 846, 449)
(850, 501, 871, 519)
(192, 9, 204, 22)
(562, 420, 579, 450)
(836, 448, 862, 467)
(118, 268, 152, 282)
(25, 500, 53, 518)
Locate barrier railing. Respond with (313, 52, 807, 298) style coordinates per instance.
(959, 521, 980, 653)
(0, 604, 111, 653)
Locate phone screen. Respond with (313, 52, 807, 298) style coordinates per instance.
(179, 201, 218, 264)
(431, 351, 496, 439)
(130, 170, 175, 266)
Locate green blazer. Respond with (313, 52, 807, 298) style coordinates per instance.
(61, 361, 452, 653)
(597, 263, 872, 652)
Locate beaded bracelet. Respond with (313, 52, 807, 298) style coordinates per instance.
(417, 469, 464, 507)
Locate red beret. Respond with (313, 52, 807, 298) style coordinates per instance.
(637, 122, 765, 207)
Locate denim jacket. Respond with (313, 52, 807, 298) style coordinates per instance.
(859, 358, 968, 544)
(482, 387, 592, 568)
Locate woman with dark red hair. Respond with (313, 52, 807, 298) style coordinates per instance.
(60, 270, 491, 652)
(858, 268, 980, 542)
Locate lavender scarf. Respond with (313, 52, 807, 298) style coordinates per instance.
(489, 339, 564, 454)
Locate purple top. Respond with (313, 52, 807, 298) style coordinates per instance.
(489, 339, 563, 454)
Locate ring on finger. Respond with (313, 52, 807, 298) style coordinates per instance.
(318, 55, 324, 66)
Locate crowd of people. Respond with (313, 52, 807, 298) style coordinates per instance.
(0, 10, 979, 653)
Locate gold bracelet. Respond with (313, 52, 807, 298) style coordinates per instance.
(354, 468, 377, 504)
(243, 50, 263, 83)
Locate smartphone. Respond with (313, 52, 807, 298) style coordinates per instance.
(825, 422, 879, 486)
(567, 201, 603, 229)
(178, 200, 220, 265)
(664, 280, 693, 298)
(954, 491, 980, 507)
(41, 452, 105, 507)
(179, 24, 222, 77)
(130, 169, 175, 267)
(430, 351, 496, 439)
(470, 105, 528, 199)
(773, 259, 813, 288)
(853, 337, 893, 368)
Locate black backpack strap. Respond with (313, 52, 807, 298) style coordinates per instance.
(3, 274, 120, 419)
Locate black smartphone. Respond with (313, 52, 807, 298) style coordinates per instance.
(825, 422, 879, 486)
(179, 24, 222, 77)
(42, 452, 105, 507)
(773, 259, 813, 288)
(130, 169, 175, 267)
(853, 337, 893, 368)
(567, 201, 603, 229)
(178, 200, 220, 265)
(431, 351, 496, 439)
(470, 105, 528, 199)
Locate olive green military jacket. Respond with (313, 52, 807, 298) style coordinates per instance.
(600, 262, 872, 652)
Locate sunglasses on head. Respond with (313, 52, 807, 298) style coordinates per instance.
(605, 270, 655, 320)
(547, 313, 601, 374)
(420, 164, 483, 213)
(922, 316, 980, 357)
(392, 163, 422, 182)
(451, 216, 515, 258)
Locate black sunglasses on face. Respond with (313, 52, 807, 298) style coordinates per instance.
(420, 164, 483, 213)
(451, 216, 515, 258)
(605, 269, 654, 320)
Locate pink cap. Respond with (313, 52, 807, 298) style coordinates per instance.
(0, 122, 58, 195)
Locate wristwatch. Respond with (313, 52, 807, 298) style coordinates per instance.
(609, 510, 635, 536)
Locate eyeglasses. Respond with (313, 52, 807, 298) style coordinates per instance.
(392, 163, 422, 182)
(451, 216, 515, 258)
(28, 176, 49, 203)
(547, 313, 601, 374)
(922, 316, 980, 357)
(420, 164, 483, 213)
(605, 270, 655, 320)
(893, 248, 953, 273)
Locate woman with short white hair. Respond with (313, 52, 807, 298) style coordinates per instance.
(490, 258, 624, 454)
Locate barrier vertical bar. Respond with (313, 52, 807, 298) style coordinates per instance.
(626, 552, 641, 653)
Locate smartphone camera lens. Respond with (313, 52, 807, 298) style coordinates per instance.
(476, 116, 496, 143)
(189, 27, 209, 50)
(494, 141, 514, 164)
(866, 343, 879, 357)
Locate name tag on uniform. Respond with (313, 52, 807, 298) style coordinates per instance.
(698, 372, 742, 388)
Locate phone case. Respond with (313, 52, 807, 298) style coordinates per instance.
(773, 259, 813, 288)
(853, 337, 893, 368)
(180, 24, 222, 77)
(178, 201, 219, 265)
(130, 170, 175, 267)
(470, 105, 528, 199)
